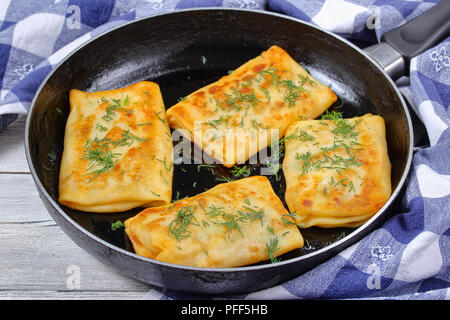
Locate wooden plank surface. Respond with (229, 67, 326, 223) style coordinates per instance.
(0, 117, 152, 300)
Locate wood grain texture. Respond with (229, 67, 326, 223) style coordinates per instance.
(0, 220, 152, 293)
(0, 122, 153, 299)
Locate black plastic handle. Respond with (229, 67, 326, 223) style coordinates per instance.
(381, 0, 450, 67)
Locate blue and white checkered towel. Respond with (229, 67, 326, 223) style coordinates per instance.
(1, 0, 448, 300)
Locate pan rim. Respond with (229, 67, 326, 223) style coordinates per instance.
(24, 7, 413, 274)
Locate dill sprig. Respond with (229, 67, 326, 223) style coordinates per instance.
(236, 205, 265, 226)
(213, 213, 244, 240)
(48, 151, 57, 161)
(216, 85, 260, 112)
(156, 156, 174, 172)
(265, 161, 282, 179)
(282, 79, 308, 107)
(281, 212, 299, 226)
(96, 123, 108, 132)
(255, 65, 281, 87)
(296, 148, 362, 176)
(320, 110, 361, 139)
(154, 111, 168, 124)
(102, 98, 123, 122)
(110, 129, 149, 147)
(215, 175, 233, 182)
(204, 204, 226, 218)
(206, 115, 229, 129)
(283, 128, 315, 143)
(266, 224, 275, 235)
(251, 119, 268, 131)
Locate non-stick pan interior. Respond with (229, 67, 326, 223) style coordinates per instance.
(27, 9, 410, 275)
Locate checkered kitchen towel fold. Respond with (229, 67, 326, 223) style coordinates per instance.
(1, 0, 448, 299)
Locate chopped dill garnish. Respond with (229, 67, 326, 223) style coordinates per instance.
(297, 130, 315, 141)
(214, 213, 244, 240)
(320, 110, 361, 139)
(256, 64, 280, 87)
(102, 98, 122, 122)
(295, 151, 314, 176)
(154, 111, 168, 124)
(266, 237, 280, 263)
(260, 86, 270, 102)
(205, 120, 218, 129)
(265, 161, 282, 179)
(251, 119, 267, 131)
(334, 178, 348, 187)
(81, 138, 121, 182)
(296, 145, 362, 177)
(96, 123, 108, 131)
(281, 212, 299, 226)
(348, 181, 356, 193)
(206, 115, 229, 129)
(151, 191, 160, 197)
(156, 156, 173, 172)
(48, 151, 56, 161)
(230, 165, 251, 179)
(111, 220, 124, 231)
(282, 79, 308, 107)
(123, 95, 130, 106)
(321, 110, 343, 121)
(237, 205, 265, 226)
(168, 206, 199, 242)
(215, 175, 233, 182)
(202, 220, 209, 228)
(337, 231, 347, 240)
(205, 204, 226, 218)
(111, 130, 148, 147)
(266, 224, 275, 235)
(197, 164, 216, 172)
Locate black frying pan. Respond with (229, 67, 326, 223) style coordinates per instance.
(25, 4, 450, 294)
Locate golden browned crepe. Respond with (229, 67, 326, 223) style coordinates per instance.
(125, 176, 304, 268)
(166, 45, 337, 167)
(282, 113, 391, 228)
(58, 81, 173, 213)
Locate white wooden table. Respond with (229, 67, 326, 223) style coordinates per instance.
(0, 114, 152, 299)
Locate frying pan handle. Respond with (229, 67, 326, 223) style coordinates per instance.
(364, 0, 450, 80)
(382, 0, 450, 66)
